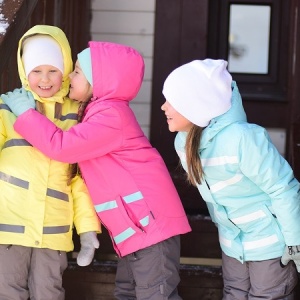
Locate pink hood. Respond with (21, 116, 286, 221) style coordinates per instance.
(89, 41, 144, 103)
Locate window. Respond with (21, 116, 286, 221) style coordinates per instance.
(208, 0, 288, 101)
(228, 4, 271, 74)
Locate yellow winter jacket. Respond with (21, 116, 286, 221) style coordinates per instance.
(0, 25, 100, 251)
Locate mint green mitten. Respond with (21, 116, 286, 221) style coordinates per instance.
(1, 88, 35, 116)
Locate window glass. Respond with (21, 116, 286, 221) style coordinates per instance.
(228, 4, 271, 74)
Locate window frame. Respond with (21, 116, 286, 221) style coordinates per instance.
(208, 0, 288, 101)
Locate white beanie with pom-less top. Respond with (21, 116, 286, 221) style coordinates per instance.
(162, 59, 232, 127)
(22, 34, 64, 77)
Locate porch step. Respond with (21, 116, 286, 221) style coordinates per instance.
(63, 260, 223, 300)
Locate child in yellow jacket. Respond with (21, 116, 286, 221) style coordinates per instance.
(0, 25, 100, 299)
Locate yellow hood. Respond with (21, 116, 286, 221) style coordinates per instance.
(17, 25, 73, 103)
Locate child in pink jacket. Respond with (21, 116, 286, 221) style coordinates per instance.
(2, 41, 191, 300)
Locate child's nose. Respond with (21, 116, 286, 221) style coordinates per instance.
(41, 74, 50, 81)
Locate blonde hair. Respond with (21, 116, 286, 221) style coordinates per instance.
(185, 125, 204, 186)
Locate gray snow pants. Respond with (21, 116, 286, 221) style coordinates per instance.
(0, 245, 68, 300)
(114, 235, 182, 300)
(222, 251, 298, 299)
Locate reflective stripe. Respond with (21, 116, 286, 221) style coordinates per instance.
(231, 210, 267, 225)
(123, 191, 143, 203)
(243, 234, 279, 250)
(202, 156, 239, 167)
(0, 171, 29, 189)
(60, 113, 78, 121)
(43, 225, 70, 234)
(0, 224, 70, 234)
(0, 224, 25, 233)
(2, 139, 32, 150)
(46, 188, 69, 202)
(0, 103, 11, 112)
(95, 200, 117, 213)
(139, 216, 149, 227)
(219, 235, 232, 248)
(95, 192, 143, 213)
(210, 173, 243, 193)
(114, 227, 135, 244)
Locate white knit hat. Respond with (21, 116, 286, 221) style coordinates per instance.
(22, 35, 64, 77)
(162, 59, 232, 127)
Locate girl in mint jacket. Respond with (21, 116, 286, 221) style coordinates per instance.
(161, 59, 300, 299)
(2, 41, 191, 300)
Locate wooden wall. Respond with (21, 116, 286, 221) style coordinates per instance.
(89, 0, 156, 138)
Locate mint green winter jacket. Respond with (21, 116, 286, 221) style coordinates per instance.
(175, 81, 300, 263)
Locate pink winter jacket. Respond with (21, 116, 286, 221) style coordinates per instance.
(14, 41, 191, 257)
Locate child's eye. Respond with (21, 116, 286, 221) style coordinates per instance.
(50, 70, 58, 73)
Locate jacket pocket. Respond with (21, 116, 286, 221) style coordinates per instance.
(96, 195, 149, 245)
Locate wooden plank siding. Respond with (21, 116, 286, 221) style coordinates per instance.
(90, 0, 156, 138)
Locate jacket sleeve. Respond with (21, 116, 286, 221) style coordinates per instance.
(71, 174, 101, 235)
(13, 107, 123, 163)
(239, 125, 300, 245)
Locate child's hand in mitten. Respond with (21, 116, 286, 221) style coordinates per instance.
(280, 245, 300, 272)
(77, 231, 100, 266)
(1, 88, 35, 116)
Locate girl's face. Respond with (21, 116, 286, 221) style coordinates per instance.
(27, 65, 63, 98)
(161, 100, 193, 132)
(69, 60, 93, 103)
